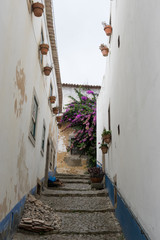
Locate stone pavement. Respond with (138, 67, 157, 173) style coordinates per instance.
(13, 174, 125, 240)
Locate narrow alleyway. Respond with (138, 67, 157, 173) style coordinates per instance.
(13, 173, 124, 240)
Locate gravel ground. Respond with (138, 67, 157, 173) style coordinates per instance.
(13, 232, 124, 240)
(13, 174, 125, 240)
(40, 196, 114, 211)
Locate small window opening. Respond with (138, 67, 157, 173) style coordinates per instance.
(118, 125, 120, 135)
(118, 35, 120, 48)
(41, 124, 46, 152)
(50, 84, 53, 96)
(108, 104, 111, 130)
(70, 138, 82, 155)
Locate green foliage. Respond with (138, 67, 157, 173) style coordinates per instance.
(101, 128, 111, 137)
(62, 88, 97, 167)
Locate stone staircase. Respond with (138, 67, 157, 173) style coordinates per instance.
(13, 173, 124, 240)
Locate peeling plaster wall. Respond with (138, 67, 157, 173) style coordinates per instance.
(0, 0, 59, 226)
(97, 0, 160, 239)
(57, 123, 74, 163)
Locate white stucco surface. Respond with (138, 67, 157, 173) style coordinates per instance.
(0, 0, 59, 222)
(97, 0, 160, 239)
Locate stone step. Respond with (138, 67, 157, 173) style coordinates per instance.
(57, 212, 122, 234)
(54, 209, 114, 213)
(42, 189, 108, 197)
(59, 179, 90, 184)
(55, 174, 90, 180)
(40, 196, 114, 212)
(48, 183, 91, 191)
(13, 232, 124, 240)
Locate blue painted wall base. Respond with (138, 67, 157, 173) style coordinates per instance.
(0, 177, 45, 240)
(105, 174, 150, 240)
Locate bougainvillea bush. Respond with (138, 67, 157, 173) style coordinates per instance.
(61, 88, 97, 167)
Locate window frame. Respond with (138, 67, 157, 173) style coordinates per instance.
(28, 89, 39, 146)
(41, 120, 46, 156)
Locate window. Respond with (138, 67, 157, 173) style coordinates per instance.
(118, 35, 120, 48)
(29, 91, 39, 146)
(41, 122, 46, 153)
(108, 104, 111, 130)
(30, 97, 38, 139)
(70, 137, 82, 155)
(50, 84, 53, 96)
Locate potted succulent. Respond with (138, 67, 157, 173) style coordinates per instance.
(99, 143, 108, 154)
(49, 96, 56, 104)
(44, 66, 52, 76)
(102, 22, 112, 36)
(99, 44, 109, 57)
(88, 167, 104, 183)
(53, 107, 59, 115)
(39, 43, 49, 55)
(32, 2, 44, 17)
(101, 128, 111, 144)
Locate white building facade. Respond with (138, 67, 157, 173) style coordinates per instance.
(0, 1, 62, 239)
(97, 1, 160, 240)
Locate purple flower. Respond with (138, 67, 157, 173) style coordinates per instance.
(87, 90, 94, 94)
(81, 96, 88, 101)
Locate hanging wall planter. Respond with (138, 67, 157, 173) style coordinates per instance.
(102, 22, 112, 36)
(39, 43, 49, 55)
(99, 44, 109, 57)
(44, 66, 52, 76)
(57, 123, 62, 129)
(32, 2, 44, 17)
(49, 96, 56, 104)
(101, 128, 111, 144)
(56, 115, 62, 123)
(53, 107, 59, 115)
(99, 144, 108, 154)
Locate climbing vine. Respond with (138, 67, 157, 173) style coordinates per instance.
(61, 88, 97, 167)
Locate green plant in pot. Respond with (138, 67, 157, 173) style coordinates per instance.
(101, 128, 111, 144)
(88, 167, 104, 183)
(99, 142, 108, 154)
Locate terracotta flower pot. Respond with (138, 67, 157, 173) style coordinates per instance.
(53, 107, 59, 115)
(39, 43, 49, 55)
(57, 123, 62, 129)
(49, 96, 56, 104)
(56, 116, 62, 122)
(101, 47, 109, 57)
(90, 177, 103, 183)
(104, 25, 112, 36)
(32, 2, 44, 17)
(101, 146, 108, 154)
(44, 66, 52, 76)
(103, 134, 111, 144)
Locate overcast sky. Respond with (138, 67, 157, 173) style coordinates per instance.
(53, 0, 110, 86)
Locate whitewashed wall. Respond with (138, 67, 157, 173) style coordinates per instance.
(0, 0, 59, 222)
(62, 85, 100, 111)
(97, 0, 160, 239)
